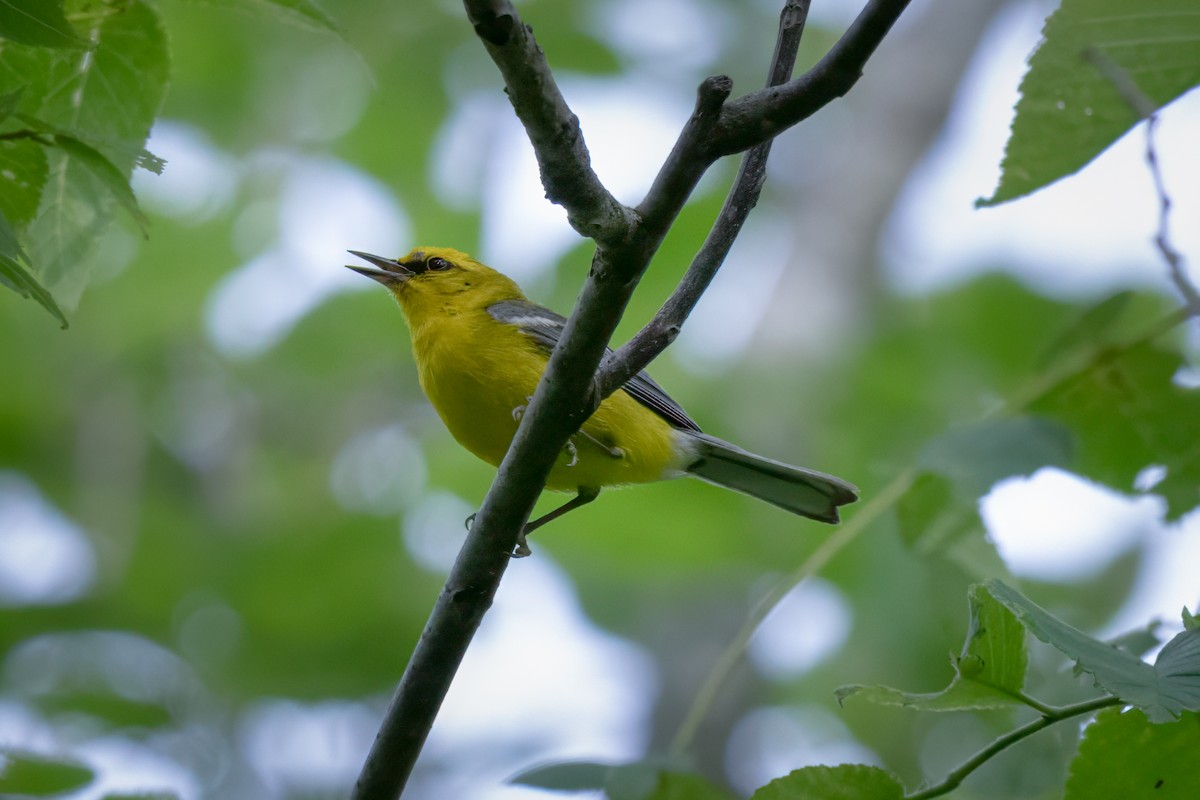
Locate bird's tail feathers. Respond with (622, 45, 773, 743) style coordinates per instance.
(681, 432, 858, 523)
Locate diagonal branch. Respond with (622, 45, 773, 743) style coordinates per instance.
(353, 2, 915, 798)
(713, 0, 913, 155)
(599, 0, 811, 398)
(461, 0, 635, 247)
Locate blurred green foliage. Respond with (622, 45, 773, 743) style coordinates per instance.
(1, 0, 1198, 799)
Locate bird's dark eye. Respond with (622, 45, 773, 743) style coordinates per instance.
(427, 257, 451, 271)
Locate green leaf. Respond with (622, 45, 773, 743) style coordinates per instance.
(836, 583, 1027, 711)
(0, 748, 94, 796)
(511, 760, 611, 792)
(50, 132, 149, 234)
(194, 0, 341, 34)
(0, 137, 48, 226)
(0, 0, 168, 311)
(983, 0, 1200, 205)
(638, 771, 738, 800)
(1031, 340, 1200, 518)
(897, 417, 1069, 578)
(1064, 708, 1200, 800)
(751, 765, 904, 800)
(0, 0, 85, 49)
(0, 210, 68, 327)
(988, 580, 1200, 722)
(0, 86, 22, 121)
(917, 417, 1074, 497)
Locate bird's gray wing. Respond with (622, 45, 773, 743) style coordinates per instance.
(487, 299, 701, 432)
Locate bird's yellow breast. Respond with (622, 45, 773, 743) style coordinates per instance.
(409, 309, 682, 491)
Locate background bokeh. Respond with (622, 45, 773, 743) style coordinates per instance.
(2, 0, 1198, 798)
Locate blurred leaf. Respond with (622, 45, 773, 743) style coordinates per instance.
(194, 0, 341, 34)
(751, 764, 904, 800)
(512, 760, 611, 792)
(837, 583, 1027, 711)
(895, 472, 1011, 580)
(0, 137, 48, 226)
(917, 417, 1074, 497)
(989, 580, 1200, 722)
(0, 86, 22, 120)
(1035, 291, 1135, 369)
(1031, 341, 1200, 518)
(37, 691, 172, 729)
(636, 771, 737, 800)
(983, 0, 1200, 205)
(0, 748, 94, 796)
(897, 417, 1068, 579)
(1104, 621, 1164, 661)
(1064, 708, 1200, 799)
(0, 0, 85, 49)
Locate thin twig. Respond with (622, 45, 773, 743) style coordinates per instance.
(600, 0, 811, 397)
(460, 0, 634, 246)
(668, 469, 917, 757)
(712, 0, 913, 155)
(1083, 46, 1200, 318)
(354, 1, 918, 795)
(905, 696, 1122, 800)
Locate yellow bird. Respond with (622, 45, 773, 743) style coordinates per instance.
(347, 247, 857, 555)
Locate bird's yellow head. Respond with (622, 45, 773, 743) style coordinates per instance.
(346, 246, 525, 323)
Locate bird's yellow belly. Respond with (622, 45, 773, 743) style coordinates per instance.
(415, 324, 679, 491)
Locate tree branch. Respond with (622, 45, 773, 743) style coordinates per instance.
(713, 0, 913, 154)
(600, 0, 811, 397)
(461, 0, 635, 246)
(353, 2, 915, 797)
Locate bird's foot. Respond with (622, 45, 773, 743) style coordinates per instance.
(511, 396, 534, 421)
(511, 530, 532, 558)
(563, 439, 578, 467)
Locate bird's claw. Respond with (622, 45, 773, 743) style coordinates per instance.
(563, 439, 578, 467)
(511, 396, 534, 421)
(510, 531, 532, 558)
(464, 512, 476, 531)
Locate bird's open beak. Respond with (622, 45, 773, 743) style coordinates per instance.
(346, 250, 412, 286)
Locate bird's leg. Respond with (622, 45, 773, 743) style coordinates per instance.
(512, 486, 601, 558)
(576, 429, 625, 459)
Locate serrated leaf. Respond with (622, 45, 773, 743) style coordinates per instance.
(51, 133, 149, 233)
(751, 764, 904, 800)
(988, 580, 1200, 722)
(0, 748, 94, 796)
(0, 0, 168, 311)
(0, 0, 85, 49)
(0, 137, 48, 226)
(837, 583, 1027, 711)
(983, 0, 1200, 205)
(510, 760, 611, 792)
(1064, 708, 1200, 800)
